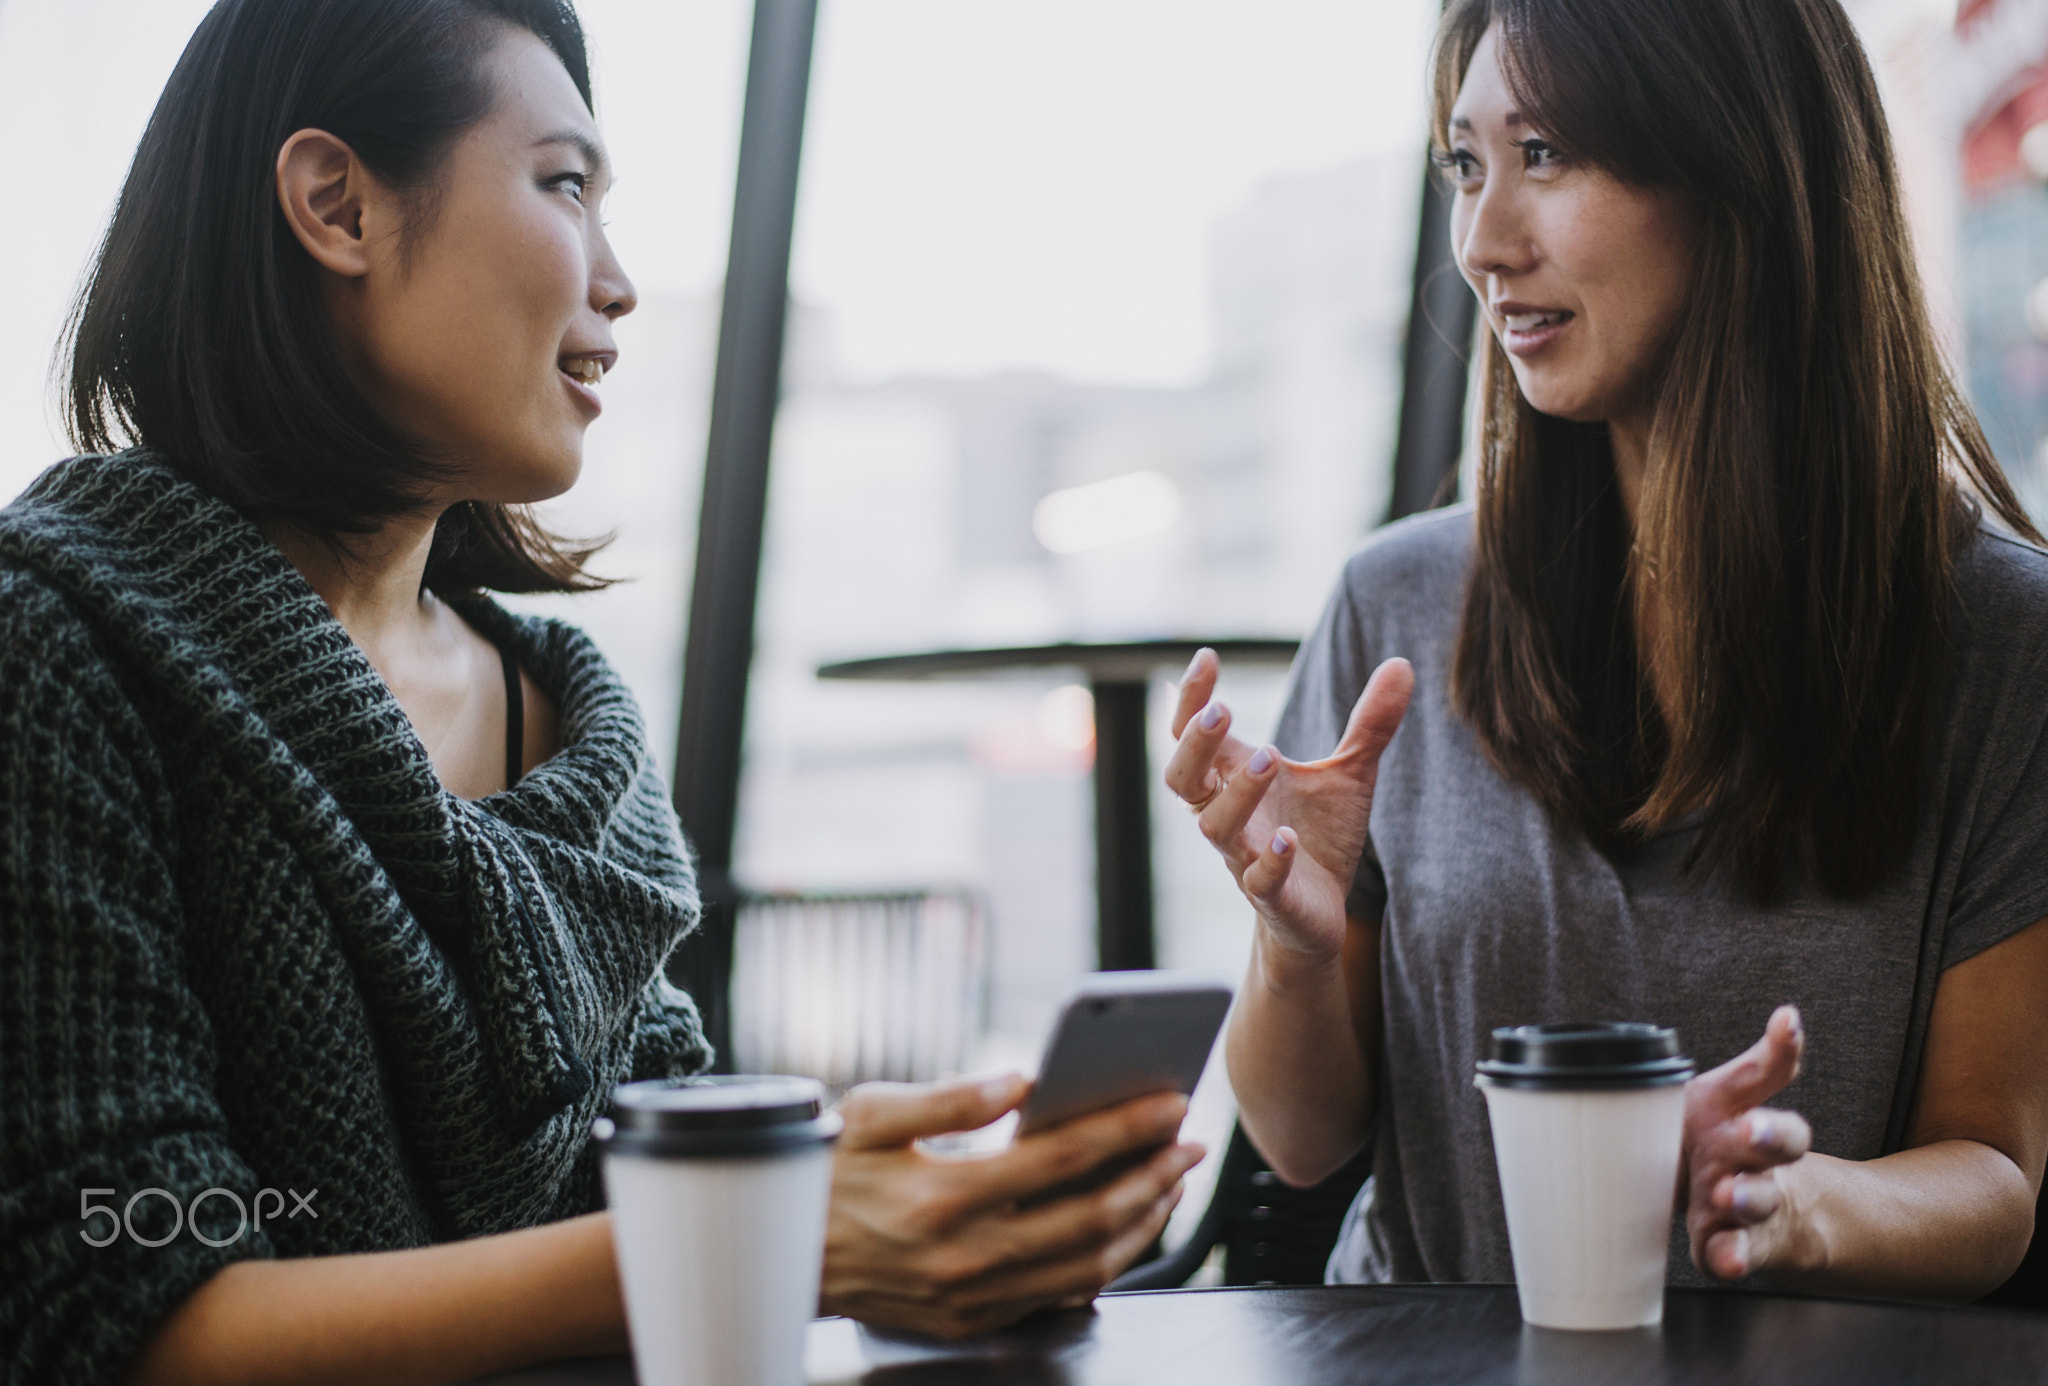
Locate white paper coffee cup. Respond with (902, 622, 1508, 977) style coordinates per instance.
(596, 1076, 842, 1386)
(1476, 1023, 1693, 1332)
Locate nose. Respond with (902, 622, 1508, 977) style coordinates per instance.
(1453, 172, 1536, 288)
(591, 227, 638, 321)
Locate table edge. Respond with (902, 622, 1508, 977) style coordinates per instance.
(817, 638, 1301, 682)
(1100, 1280, 2046, 1322)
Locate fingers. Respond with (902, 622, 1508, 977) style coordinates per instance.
(1165, 699, 1260, 814)
(838, 1073, 1027, 1151)
(1195, 743, 1282, 869)
(1709, 1170, 1784, 1226)
(948, 1175, 1187, 1314)
(1166, 649, 1263, 811)
(997, 1140, 1205, 1268)
(1329, 658, 1414, 768)
(827, 1146, 1195, 1339)
(1102, 1178, 1183, 1277)
(1239, 825, 1299, 904)
(1694, 1168, 1799, 1280)
(1695, 1106, 1812, 1175)
(1685, 1104, 1811, 1281)
(1163, 698, 1234, 807)
(840, 1182, 1174, 1342)
(1691, 1006, 1804, 1122)
(1169, 648, 1220, 738)
(1700, 1225, 1756, 1281)
(1740, 1107, 1812, 1164)
(967, 1091, 1190, 1205)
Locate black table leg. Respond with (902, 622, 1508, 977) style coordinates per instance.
(1090, 679, 1155, 971)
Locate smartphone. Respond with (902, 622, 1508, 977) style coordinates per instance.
(1016, 970, 1234, 1138)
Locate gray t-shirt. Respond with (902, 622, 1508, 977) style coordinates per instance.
(1270, 504, 2048, 1288)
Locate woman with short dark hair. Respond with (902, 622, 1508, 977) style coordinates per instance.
(1172, 0, 2048, 1298)
(0, 2, 1198, 1381)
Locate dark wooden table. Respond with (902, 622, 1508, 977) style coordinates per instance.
(470, 1283, 2048, 1384)
(817, 639, 1299, 973)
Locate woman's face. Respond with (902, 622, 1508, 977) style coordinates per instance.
(1445, 25, 1697, 426)
(330, 30, 634, 505)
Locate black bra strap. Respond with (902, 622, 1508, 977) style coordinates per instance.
(499, 643, 524, 790)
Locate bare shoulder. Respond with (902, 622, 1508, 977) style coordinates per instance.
(519, 665, 560, 774)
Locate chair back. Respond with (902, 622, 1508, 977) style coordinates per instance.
(1216, 1125, 1375, 1285)
(728, 891, 988, 1090)
(1110, 1122, 1374, 1292)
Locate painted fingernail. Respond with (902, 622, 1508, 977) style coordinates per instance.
(1750, 1113, 1775, 1146)
(1200, 704, 1225, 731)
(1270, 831, 1291, 855)
(1728, 1230, 1751, 1276)
(1731, 1182, 1756, 1214)
(1248, 746, 1275, 774)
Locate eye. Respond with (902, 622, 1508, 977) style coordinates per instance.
(1512, 137, 1564, 172)
(1429, 146, 1481, 188)
(546, 171, 589, 205)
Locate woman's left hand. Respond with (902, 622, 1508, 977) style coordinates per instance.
(1681, 1005, 1815, 1280)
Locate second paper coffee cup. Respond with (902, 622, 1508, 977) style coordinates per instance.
(1476, 1023, 1693, 1331)
(596, 1075, 842, 1386)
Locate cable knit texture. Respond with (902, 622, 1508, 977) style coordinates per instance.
(0, 451, 710, 1385)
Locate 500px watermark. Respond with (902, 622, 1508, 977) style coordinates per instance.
(79, 1187, 317, 1248)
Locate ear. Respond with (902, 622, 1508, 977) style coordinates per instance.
(275, 128, 388, 278)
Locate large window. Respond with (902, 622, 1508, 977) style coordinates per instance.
(732, 1, 1436, 1071)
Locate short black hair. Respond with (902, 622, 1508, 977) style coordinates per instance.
(64, 0, 609, 595)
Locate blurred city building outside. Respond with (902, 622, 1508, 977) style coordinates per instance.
(730, 150, 1420, 1052)
(1953, 0, 2048, 518)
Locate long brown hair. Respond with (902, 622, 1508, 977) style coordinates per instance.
(1438, 0, 2042, 899)
(64, 0, 608, 596)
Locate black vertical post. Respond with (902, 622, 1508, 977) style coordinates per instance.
(1090, 680, 1155, 971)
(668, 0, 820, 1068)
(1387, 157, 1477, 522)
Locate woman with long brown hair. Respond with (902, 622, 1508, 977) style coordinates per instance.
(1170, 0, 2048, 1296)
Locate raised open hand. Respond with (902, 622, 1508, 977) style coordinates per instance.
(1681, 1006, 1814, 1280)
(1164, 647, 1413, 963)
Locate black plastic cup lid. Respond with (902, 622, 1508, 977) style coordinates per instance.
(1475, 1022, 1694, 1090)
(592, 1075, 843, 1158)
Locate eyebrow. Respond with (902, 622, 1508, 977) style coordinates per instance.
(533, 130, 610, 179)
(1448, 111, 1525, 133)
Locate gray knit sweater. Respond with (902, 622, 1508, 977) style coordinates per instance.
(0, 452, 710, 1384)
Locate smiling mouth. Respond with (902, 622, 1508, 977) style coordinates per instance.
(1501, 309, 1574, 333)
(560, 355, 606, 386)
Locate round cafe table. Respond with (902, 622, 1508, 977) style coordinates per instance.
(466, 1283, 2048, 1385)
